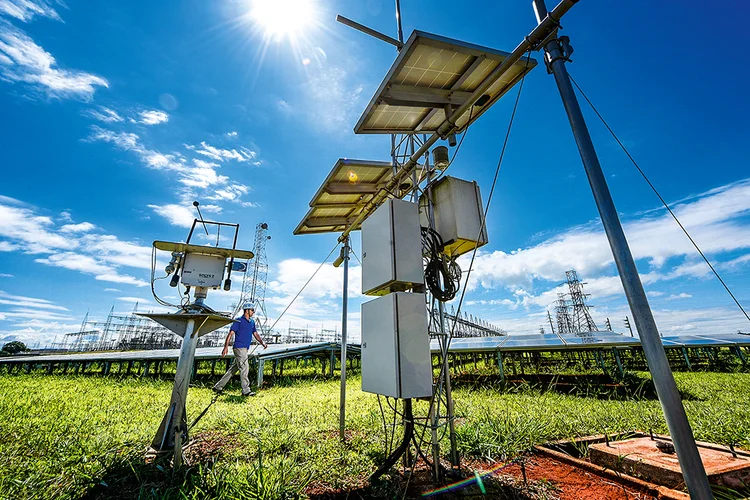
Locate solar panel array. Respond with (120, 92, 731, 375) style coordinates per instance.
(430, 332, 750, 353)
(2, 334, 747, 367)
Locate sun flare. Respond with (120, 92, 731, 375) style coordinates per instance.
(250, 0, 317, 41)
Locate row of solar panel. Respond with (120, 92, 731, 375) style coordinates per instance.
(432, 333, 750, 353)
(1, 334, 747, 365)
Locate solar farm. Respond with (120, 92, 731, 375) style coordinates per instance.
(1, 1, 749, 499)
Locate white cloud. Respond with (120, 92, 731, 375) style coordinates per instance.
(225, 131, 238, 138)
(0, 199, 152, 287)
(0, 241, 18, 251)
(138, 109, 169, 125)
(60, 222, 96, 233)
(0, 273, 13, 278)
(666, 293, 692, 300)
(0, 0, 61, 22)
(0, 308, 73, 321)
(147, 203, 196, 228)
(0, 24, 107, 100)
(117, 296, 152, 305)
(83, 106, 123, 123)
(0, 203, 76, 253)
(466, 178, 750, 293)
(103, 288, 120, 292)
(185, 141, 257, 163)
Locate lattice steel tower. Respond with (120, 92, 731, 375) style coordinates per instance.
(565, 270, 598, 333)
(555, 293, 574, 334)
(240, 223, 271, 329)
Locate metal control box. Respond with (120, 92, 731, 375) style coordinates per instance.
(361, 198, 424, 296)
(421, 176, 488, 257)
(181, 253, 226, 288)
(361, 292, 433, 399)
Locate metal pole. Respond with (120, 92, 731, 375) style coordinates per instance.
(339, 237, 350, 441)
(395, 0, 404, 44)
(438, 301, 459, 469)
(532, 2, 713, 497)
(151, 318, 197, 468)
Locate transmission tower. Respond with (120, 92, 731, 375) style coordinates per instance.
(240, 222, 271, 330)
(565, 270, 598, 334)
(555, 293, 574, 334)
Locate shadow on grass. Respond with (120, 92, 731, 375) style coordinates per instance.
(80, 431, 247, 500)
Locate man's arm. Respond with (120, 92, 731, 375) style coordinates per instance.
(252, 320, 268, 349)
(221, 329, 235, 357)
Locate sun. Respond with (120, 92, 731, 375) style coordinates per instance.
(249, 0, 317, 41)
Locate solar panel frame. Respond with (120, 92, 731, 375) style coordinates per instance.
(294, 158, 424, 235)
(354, 30, 538, 135)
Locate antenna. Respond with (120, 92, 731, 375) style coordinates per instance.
(192, 201, 209, 236)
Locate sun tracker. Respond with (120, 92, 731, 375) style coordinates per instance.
(355, 30, 538, 135)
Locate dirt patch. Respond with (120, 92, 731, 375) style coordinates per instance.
(307, 454, 655, 499)
(182, 429, 242, 465)
(499, 455, 654, 500)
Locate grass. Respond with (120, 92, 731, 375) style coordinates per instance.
(0, 369, 749, 499)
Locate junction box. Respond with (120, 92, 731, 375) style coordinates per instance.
(420, 176, 488, 257)
(361, 198, 424, 296)
(361, 292, 432, 399)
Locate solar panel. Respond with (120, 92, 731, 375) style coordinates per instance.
(294, 158, 424, 235)
(355, 30, 537, 135)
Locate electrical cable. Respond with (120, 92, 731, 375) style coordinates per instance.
(370, 399, 414, 481)
(568, 73, 750, 325)
(266, 242, 341, 333)
(422, 227, 461, 301)
(150, 246, 180, 309)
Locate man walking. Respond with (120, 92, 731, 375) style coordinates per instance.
(213, 304, 267, 396)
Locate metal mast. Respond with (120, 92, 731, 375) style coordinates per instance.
(240, 222, 271, 328)
(565, 270, 598, 333)
(532, 1, 713, 497)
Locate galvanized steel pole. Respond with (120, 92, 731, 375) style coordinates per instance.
(339, 237, 350, 441)
(532, 1, 713, 497)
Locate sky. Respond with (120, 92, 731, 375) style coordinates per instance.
(1, 0, 749, 347)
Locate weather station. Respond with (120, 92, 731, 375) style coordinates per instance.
(290, 0, 719, 496)
(143, 201, 254, 467)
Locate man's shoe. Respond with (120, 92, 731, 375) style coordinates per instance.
(241, 391, 256, 397)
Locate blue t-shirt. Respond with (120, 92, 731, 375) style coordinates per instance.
(231, 316, 257, 349)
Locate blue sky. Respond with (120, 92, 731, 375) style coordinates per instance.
(1, 0, 749, 346)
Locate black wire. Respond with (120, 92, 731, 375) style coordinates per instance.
(568, 73, 750, 325)
(421, 226, 461, 301)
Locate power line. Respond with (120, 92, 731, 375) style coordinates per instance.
(568, 73, 750, 325)
(266, 242, 341, 332)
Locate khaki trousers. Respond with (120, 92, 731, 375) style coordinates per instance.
(213, 347, 251, 395)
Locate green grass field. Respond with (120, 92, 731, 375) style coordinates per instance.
(0, 369, 749, 499)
